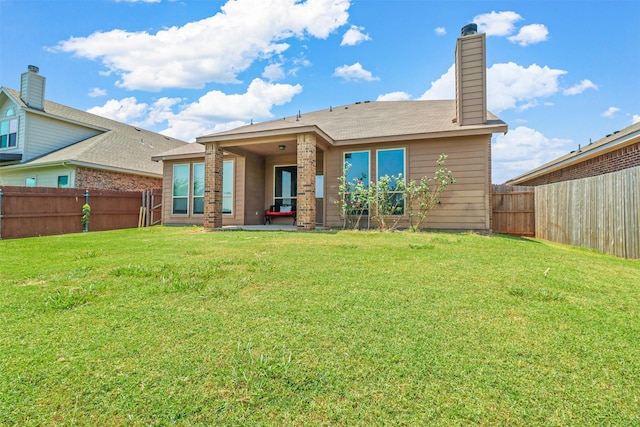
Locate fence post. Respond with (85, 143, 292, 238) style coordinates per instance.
(84, 190, 89, 232)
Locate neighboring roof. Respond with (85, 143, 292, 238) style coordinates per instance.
(197, 100, 507, 145)
(507, 121, 640, 185)
(151, 142, 205, 162)
(1, 87, 189, 176)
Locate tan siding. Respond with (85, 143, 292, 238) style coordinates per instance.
(241, 153, 266, 225)
(456, 33, 487, 126)
(324, 135, 490, 230)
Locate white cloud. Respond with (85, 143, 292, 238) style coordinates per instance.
(632, 114, 640, 124)
(341, 25, 371, 46)
(434, 27, 446, 36)
(88, 87, 107, 97)
(376, 91, 412, 101)
(262, 63, 285, 81)
(87, 97, 150, 123)
(473, 11, 522, 36)
(51, 0, 351, 91)
(563, 79, 598, 95)
(507, 24, 549, 46)
(87, 79, 302, 142)
(419, 62, 566, 113)
(493, 126, 572, 183)
(419, 64, 455, 100)
(601, 107, 620, 118)
(488, 63, 566, 112)
(333, 62, 379, 81)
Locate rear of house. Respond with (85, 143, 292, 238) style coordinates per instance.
(153, 24, 508, 231)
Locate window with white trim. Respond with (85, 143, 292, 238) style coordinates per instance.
(343, 151, 370, 214)
(192, 163, 205, 215)
(172, 164, 189, 215)
(376, 148, 406, 214)
(0, 118, 17, 149)
(222, 160, 234, 214)
(57, 175, 69, 188)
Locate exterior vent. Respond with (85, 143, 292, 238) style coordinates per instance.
(461, 23, 478, 37)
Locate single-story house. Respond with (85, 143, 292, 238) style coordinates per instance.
(152, 24, 508, 231)
(507, 121, 640, 186)
(0, 66, 189, 191)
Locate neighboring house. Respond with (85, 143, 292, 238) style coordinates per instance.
(507, 121, 640, 186)
(0, 66, 189, 191)
(152, 24, 508, 231)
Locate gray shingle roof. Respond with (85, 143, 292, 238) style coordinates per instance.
(3, 87, 190, 176)
(200, 100, 506, 144)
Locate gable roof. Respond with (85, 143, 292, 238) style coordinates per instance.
(1, 87, 189, 176)
(507, 121, 640, 185)
(197, 100, 507, 146)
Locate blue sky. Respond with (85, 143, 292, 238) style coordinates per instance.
(1, 0, 638, 183)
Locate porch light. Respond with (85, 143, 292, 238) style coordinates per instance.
(278, 145, 286, 150)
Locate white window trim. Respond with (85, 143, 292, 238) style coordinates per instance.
(192, 163, 205, 216)
(343, 150, 371, 185)
(172, 164, 190, 216)
(376, 147, 407, 216)
(222, 159, 234, 216)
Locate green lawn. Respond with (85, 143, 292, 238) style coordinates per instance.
(1, 227, 639, 426)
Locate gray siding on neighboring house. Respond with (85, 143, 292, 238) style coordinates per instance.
(0, 165, 75, 187)
(23, 113, 101, 162)
(0, 99, 25, 159)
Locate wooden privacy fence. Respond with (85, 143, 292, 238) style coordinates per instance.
(535, 166, 639, 259)
(492, 184, 535, 237)
(0, 187, 162, 240)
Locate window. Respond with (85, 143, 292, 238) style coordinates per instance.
(57, 175, 69, 188)
(192, 163, 205, 215)
(315, 175, 324, 199)
(377, 148, 406, 214)
(344, 151, 370, 187)
(172, 164, 189, 215)
(274, 165, 296, 209)
(25, 177, 36, 187)
(0, 118, 18, 149)
(223, 160, 234, 214)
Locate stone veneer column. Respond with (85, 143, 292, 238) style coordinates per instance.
(204, 142, 224, 230)
(296, 133, 316, 230)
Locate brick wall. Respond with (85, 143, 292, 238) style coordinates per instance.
(76, 167, 162, 191)
(296, 133, 316, 230)
(519, 141, 640, 186)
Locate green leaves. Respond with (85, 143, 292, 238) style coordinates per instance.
(335, 154, 455, 231)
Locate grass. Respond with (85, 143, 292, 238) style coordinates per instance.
(1, 227, 639, 426)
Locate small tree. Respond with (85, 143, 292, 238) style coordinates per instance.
(405, 154, 456, 232)
(368, 174, 406, 232)
(81, 203, 91, 232)
(334, 163, 369, 229)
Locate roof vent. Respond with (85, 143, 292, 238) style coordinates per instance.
(461, 23, 478, 37)
(28, 65, 40, 73)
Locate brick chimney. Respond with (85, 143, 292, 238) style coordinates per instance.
(20, 65, 46, 110)
(455, 24, 487, 126)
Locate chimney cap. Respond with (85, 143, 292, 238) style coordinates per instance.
(461, 23, 478, 37)
(27, 65, 40, 73)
